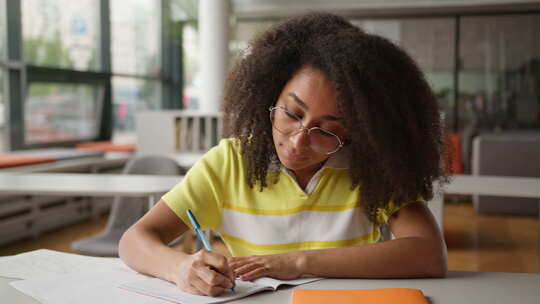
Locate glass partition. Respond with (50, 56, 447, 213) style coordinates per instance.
(0, 0, 5, 151)
(459, 14, 540, 131)
(0, 0, 6, 60)
(1, 0, 7, 151)
(22, 0, 100, 71)
(354, 18, 456, 131)
(24, 82, 103, 144)
(0, 69, 5, 152)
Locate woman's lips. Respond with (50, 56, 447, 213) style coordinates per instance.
(284, 148, 308, 161)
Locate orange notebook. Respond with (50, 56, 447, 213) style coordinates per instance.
(292, 288, 428, 304)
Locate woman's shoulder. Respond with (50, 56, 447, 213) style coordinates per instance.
(200, 138, 244, 166)
(213, 137, 242, 154)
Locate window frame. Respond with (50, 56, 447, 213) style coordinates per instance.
(22, 66, 111, 148)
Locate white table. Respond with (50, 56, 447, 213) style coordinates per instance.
(444, 174, 540, 245)
(2, 270, 540, 304)
(445, 175, 540, 198)
(0, 173, 183, 207)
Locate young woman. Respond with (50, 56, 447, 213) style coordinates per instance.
(119, 12, 449, 297)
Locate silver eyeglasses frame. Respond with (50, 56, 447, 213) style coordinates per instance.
(268, 106, 344, 155)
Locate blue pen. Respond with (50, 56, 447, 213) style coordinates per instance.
(186, 209, 235, 293)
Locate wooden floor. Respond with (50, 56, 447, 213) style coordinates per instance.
(1, 201, 538, 273)
(444, 201, 539, 273)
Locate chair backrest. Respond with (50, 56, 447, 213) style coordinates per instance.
(121, 155, 187, 175)
(105, 156, 186, 231)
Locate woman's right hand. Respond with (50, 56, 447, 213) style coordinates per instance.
(171, 250, 236, 296)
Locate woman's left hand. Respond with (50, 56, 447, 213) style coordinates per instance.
(228, 252, 305, 281)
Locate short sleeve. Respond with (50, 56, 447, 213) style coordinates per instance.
(162, 139, 237, 231)
(375, 200, 424, 225)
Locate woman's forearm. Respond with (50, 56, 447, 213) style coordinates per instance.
(118, 226, 189, 283)
(298, 237, 447, 278)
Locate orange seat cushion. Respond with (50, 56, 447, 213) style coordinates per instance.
(76, 141, 136, 153)
(0, 155, 56, 168)
(445, 133, 464, 174)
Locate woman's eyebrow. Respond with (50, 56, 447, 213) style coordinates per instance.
(288, 92, 308, 109)
(288, 92, 343, 121)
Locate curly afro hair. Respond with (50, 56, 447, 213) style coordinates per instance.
(222, 12, 449, 223)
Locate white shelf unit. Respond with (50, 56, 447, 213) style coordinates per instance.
(136, 110, 223, 157)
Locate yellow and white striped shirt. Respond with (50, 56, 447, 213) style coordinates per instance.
(163, 138, 409, 257)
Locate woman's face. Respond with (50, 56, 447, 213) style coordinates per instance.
(272, 66, 347, 181)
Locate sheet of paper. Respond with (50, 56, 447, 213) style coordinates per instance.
(0, 249, 128, 279)
(119, 276, 325, 304)
(120, 277, 268, 304)
(253, 276, 324, 290)
(10, 271, 162, 304)
(2, 249, 324, 304)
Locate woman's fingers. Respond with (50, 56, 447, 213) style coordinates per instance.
(238, 266, 268, 281)
(229, 257, 270, 281)
(196, 265, 235, 289)
(189, 275, 226, 297)
(233, 262, 262, 277)
(230, 253, 303, 281)
(199, 250, 235, 283)
(183, 280, 205, 296)
(174, 250, 236, 297)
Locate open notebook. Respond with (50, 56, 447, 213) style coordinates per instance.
(119, 276, 323, 304)
(118, 277, 323, 304)
(292, 288, 429, 304)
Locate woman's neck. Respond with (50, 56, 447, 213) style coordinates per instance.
(291, 161, 326, 190)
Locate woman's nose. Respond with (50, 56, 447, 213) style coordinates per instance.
(289, 128, 310, 149)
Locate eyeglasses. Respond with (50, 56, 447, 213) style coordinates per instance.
(269, 106, 344, 155)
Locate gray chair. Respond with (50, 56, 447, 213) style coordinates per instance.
(71, 156, 186, 256)
(472, 132, 540, 215)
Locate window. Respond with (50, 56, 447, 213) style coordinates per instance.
(110, 0, 160, 76)
(182, 24, 199, 109)
(354, 18, 456, 131)
(182, 18, 274, 110)
(170, 0, 198, 109)
(0, 0, 6, 60)
(22, 0, 100, 71)
(110, 0, 162, 141)
(459, 14, 540, 131)
(112, 76, 159, 136)
(25, 82, 103, 144)
(17, 0, 106, 148)
(1, 0, 180, 150)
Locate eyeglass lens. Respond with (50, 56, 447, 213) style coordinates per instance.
(270, 107, 341, 154)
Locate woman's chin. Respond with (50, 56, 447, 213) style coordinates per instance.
(278, 153, 307, 170)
